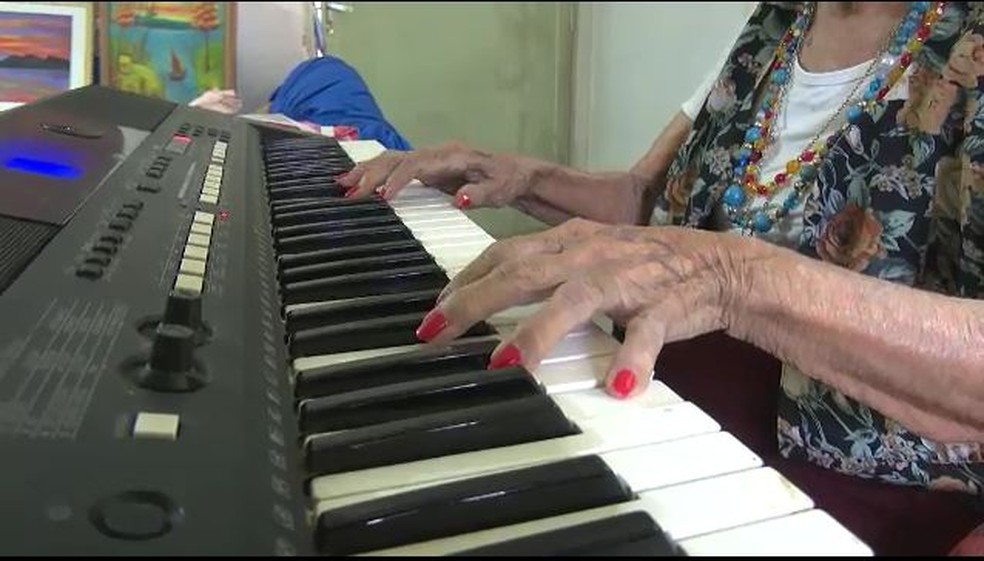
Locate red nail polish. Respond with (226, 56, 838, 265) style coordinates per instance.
(415, 309, 447, 341)
(454, 193, 472, 209)
(611, 369, 636, 399)
(488, 343, 522, 370)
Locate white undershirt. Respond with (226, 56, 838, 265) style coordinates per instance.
(680, 43, 911, 246)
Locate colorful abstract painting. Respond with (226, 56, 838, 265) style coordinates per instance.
(0, 2, 93, 110)
(100, 2, 236, 104)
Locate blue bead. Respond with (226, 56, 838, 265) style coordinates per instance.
(914, 1, 930, 10)
(889, 44, 902, 56)
(862, 90, 875, 102)
(799, 164, 818, 182)
(783, 195, 798, 210)
(745, 128, 761, 142)
(752, 213, 774, 233)
(737, 148, 751, 161)
(847, 105, 864, 123)
(771, 69, 788, 84)
(722, 185, 746, 208)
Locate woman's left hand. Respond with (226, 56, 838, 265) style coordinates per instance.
(414, 218, 770, 399)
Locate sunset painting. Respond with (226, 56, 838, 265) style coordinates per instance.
(0, 3, 91, 109)
(101, 2, 236, 104)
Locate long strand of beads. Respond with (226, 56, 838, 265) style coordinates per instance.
(721, 1, 943, 235)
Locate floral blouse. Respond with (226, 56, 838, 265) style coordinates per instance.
(653, 1, 984, 495)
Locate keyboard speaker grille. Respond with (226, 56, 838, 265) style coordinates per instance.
(0, 216, 57, 294)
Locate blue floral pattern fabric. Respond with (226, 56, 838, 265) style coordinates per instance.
(654, 1, 984, 495)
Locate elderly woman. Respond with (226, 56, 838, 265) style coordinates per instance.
(338, 1, 984, 555)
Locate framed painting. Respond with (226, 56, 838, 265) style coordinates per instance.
(0, 2, 94, 111)
(99, 2, 236, 104)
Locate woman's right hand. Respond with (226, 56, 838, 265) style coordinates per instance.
(336, 141, 541, 209)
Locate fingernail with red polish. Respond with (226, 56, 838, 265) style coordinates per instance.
(344, 187, 358, 198)
(488, 343, 522, 370)
(415, 309, 447, 341)
(611, 369, 637, 399)
(454, 193, 472, 209)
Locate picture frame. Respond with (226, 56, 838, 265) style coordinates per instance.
(98, 2, 236, 104)
(0, 1, 94, 111)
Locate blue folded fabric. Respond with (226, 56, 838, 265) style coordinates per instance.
(269, 56, 413, 150)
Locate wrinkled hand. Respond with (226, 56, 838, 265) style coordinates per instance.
(414, 218, 761, 399)
(189, 89, 243, 114)
(336, 141, 537, 208)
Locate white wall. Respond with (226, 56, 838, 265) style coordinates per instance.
(235, 2, 311, 113)
(572, 2, 757, 171)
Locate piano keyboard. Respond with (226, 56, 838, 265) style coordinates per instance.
(261, 134, 873, 556)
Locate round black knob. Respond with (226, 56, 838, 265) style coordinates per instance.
(150, 324, 195, 372)
(163, 289, 202, 331)
(137, 324, 205, 392)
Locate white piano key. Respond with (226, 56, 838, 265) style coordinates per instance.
(552, 380, 681, 420)
(534, 355, 611, 394)
(414, 229, 493, 244)
(316, 430, 760, 514)
(392, 208, 469, 220)
(339, 139, 387, 163)
(308, 400, 720, 501)
(678, 509, 873, 556)
(291, 335, 499, 372)
(511, 325, 619, 364)
(363, 467, 813, 557)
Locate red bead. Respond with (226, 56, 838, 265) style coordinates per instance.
(750, 151, 762, 163)
(801, 150, 815, 162)
(877, 86, 891, 99)
(764, 109, 774, 119)
(774, 172, 787, 184)
(916, 25, 931, 40)
(900, 52, 913, 67)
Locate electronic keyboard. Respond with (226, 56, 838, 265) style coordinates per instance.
(0, 86, 872, 556)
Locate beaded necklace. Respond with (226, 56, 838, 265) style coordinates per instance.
(719, 1, 944, 236)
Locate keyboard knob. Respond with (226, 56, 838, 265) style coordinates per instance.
(138, 324, 206, 392)
(164, 289, 202, 331)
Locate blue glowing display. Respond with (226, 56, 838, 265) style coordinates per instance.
(4, 157, 82, 179)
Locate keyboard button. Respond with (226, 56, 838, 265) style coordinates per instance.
(75, 263, 104, 279)
(84, 254, 112, 267)
(108, 218, 132, 232)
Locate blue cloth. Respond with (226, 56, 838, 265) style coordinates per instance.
(269, 56, 412, 150)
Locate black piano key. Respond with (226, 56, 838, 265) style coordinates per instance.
(277, 240, 423, 269)
(281, 264, 448, 304)
(279, 252, 435, 284)
(284, 289, 440, 333)
(452, 511, 684, 556)
(271, 201, 392, 227)
(288, 310, 493, 357)
(294, 338, 499, 399)
(275, 224, 414, 254)
(297, 365, 541, 434)
(273, 214, 402, 238)
(303, 394, 579, 476)
(267, 183, 347, 201)
(315, 455, 634, 555)
(269, 196, 388, 217)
